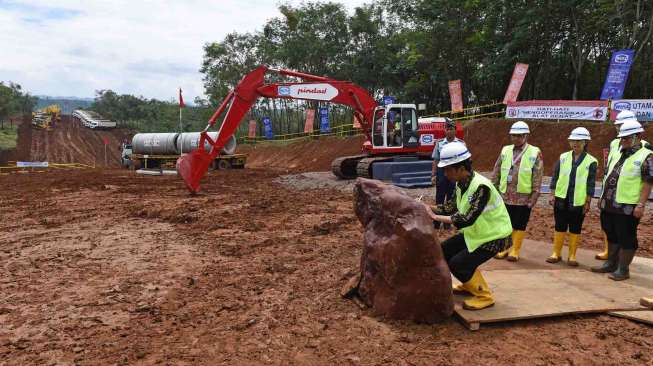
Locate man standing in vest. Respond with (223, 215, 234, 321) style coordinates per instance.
(595, 110, 650, 260)
(547, 127, 597, 266)
(423, 142, 512, 310)
(591, 120, 652, 280)
(431, 118, 464, 228)
(491, 121, 544, 261)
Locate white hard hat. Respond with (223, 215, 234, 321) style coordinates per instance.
(509, 121, 530, 135)
(615, 110, 637, 125)
(568, 127, 591, 140)
(438, 142, 471, 168)
(618, 120, 644, 138)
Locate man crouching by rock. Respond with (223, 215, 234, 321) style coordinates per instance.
(422, 142, 513, 310)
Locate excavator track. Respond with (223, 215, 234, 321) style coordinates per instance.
(355, 156, 396, 179)
(331, 154, 368, 179)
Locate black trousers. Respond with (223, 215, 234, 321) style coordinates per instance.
(600, 211, 640, 250)
(554, 206, 585, 234)
(506, 204, 532, 231)
(442, 233, 496, 283)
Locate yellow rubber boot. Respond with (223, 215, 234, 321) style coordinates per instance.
(494, 248, 510, 259)
(546, 231, 565, 263)
(452, 283, 471, 295)
(461, 270, 495, 310)
(595, 232, 609, 260)
(507, 230, 526, 262)
(567, 233, 580, 266)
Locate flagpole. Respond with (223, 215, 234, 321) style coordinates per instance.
(179, 87, 183, 156)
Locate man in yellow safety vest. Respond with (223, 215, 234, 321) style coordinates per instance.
(491, 121, 544, 262)
(591, 120, 652, 280)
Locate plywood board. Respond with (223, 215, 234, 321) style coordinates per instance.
(609, 310, 653, 326)
(454, 269, 653, 330)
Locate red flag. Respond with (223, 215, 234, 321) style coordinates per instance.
(248, 120, 257, 138)
(448, 80, 463, 112)
(503, 63, 529, 103)
(304, 109, 315, 133)
(103, 136, 109, 145)
(179, 88, 185, 108)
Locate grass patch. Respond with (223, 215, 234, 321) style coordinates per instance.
(0, 125, 18, 150)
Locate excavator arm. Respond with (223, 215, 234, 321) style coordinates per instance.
(177, 65, 378, 193)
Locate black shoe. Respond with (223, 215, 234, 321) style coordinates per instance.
(591, 242, 620, 273)
(608, 249, 635, 281)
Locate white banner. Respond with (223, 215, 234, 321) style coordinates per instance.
(506, 100, 608, 121)
(611, 99, 653, 122)
(277, 83, 338, 101)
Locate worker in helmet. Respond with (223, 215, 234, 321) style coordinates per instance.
(491, 121, 543, 261)
(595, 110, 649, 260)
(591, 120, 652, 280)
(423, 142, 512, 310)
(546, 127, 597, 266)
(431, 118, 465, 228)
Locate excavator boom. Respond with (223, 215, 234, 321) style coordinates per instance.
(177, 65, 378, 193)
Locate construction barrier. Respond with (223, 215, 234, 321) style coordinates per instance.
(427, 102, 506, 121)
(0, 162, 94, 172)
(238, 123, 363, 144)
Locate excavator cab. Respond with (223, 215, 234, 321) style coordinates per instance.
(371, 104, 419, 148)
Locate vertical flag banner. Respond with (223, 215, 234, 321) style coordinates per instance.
(263, 117, 274, 139)
(600, 49, 635, 100)
(448, 79, 463, 112)
(248, 120, 257, 138)
(353, 114, 362, 129)
(304, 109, 315, 133)
(383, 96, 396, 105)
(178, 88, 185, 108)
(319, 107, 330, 133)
(503, 63, 529, 104)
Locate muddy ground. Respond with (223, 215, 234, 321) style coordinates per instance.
(1, 119, 652, 365)
(1, 167, 652, 365)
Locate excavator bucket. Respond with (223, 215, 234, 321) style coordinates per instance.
(176, 148, 213, 194)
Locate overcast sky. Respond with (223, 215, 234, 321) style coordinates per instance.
(0, 0, 369, 102)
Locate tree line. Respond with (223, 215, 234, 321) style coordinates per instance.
(90, 1, 653, 138)
(0, 82, 37, 128)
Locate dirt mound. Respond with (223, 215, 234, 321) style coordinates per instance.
(28, 115, 132, 167)
(237, 135, 366, 172)
(238, 119, 653, 175)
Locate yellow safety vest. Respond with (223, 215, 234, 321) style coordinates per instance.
(499, 144, 540, 194)
(456, 173, 513, 252)
(554, 151, 598, 207)
(603, 146, 653, 204)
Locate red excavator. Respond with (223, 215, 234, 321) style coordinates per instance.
(177, 65, 463, 193)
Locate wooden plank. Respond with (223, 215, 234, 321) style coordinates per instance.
(609, 310, 653, 326)
(454, 269, 653, 328)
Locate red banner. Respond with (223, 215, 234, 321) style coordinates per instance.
(353, 114, 362, 129)
(503, 63, 529, 104)
(248, 120, 257, 138)
(179, 88, 185, 108)
(448, 80, 463, 112)
(304, 109, 315, 133)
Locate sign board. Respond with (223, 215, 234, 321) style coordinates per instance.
(263, 117, 274, 139)
(17, 161, 49, 168)
(319, 107, 330, 133)
(277, 84, 338, 101)
(304, 109, 315, 133)
(505, 100, 608, 121)
(448, 80, 463, 112)
(383, 96, 396, 105)
(600, 49, 635, 100)
(610, 99, 653, 122)
(503, 63, 529, 103)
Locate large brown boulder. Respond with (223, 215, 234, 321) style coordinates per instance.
(352, 178, 454, 323)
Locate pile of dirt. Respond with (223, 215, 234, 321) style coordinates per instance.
(27, 115, 132, 167)
(238, 119, 653, 175)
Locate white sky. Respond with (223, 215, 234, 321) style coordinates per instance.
(0, 0, 369, 102)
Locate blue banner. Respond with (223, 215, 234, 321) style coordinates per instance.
(383, 95, 396, 105)
(263, 117, 274, 139)
(319, 107, 330, 133)
(600, 49, 635, 100)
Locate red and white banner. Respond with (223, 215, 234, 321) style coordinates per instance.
(304, 109, 315, 133)
(248, 120, 257, 138)
(503, 63, 529, 103)
(505, 100, 609, 121)
(448, 80, 463, 112)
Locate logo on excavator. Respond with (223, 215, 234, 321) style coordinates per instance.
(278, 86, 291, 96)
(289, 83, 338, 101)
(420, 134, 435, 145)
